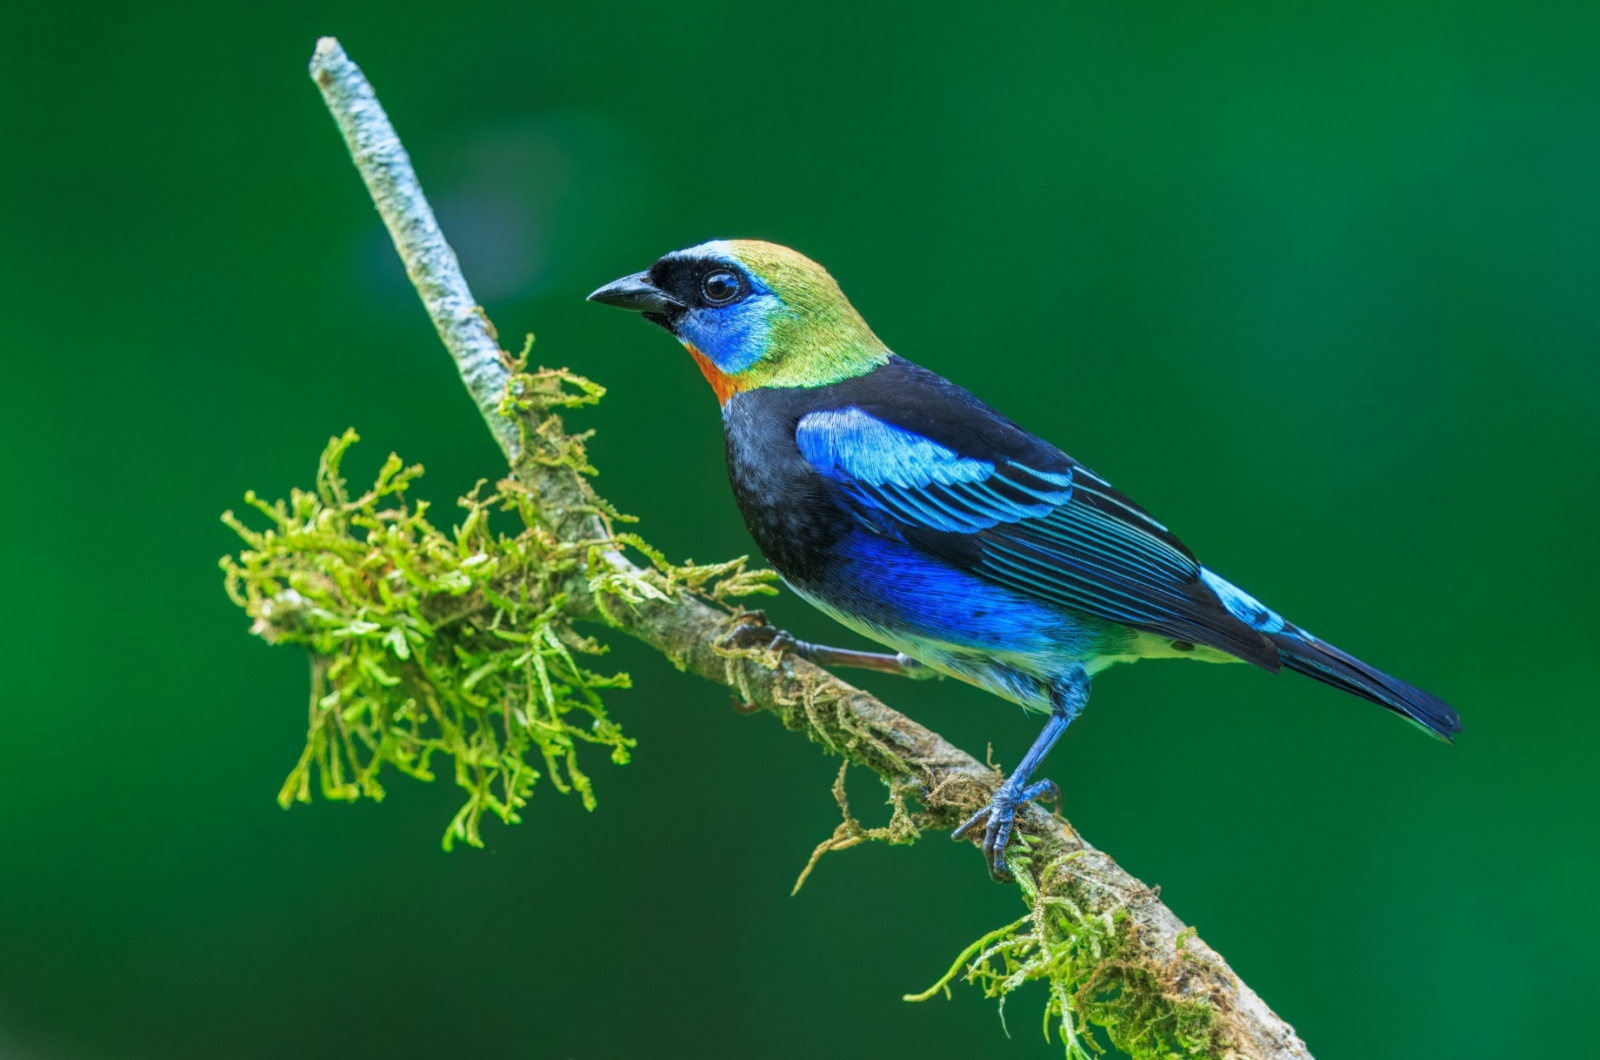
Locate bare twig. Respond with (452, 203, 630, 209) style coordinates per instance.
(310, 37, 518, 461)
(308, 37, 1312, 1059)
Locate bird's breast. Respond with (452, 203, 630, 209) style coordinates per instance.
(721, 389, 855, 582)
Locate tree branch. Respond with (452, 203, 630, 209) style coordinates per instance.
(308, 37, 1312, 1059)
(310, 38, 519, 462)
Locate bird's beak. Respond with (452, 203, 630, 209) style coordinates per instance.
(586, 271, 684, 313)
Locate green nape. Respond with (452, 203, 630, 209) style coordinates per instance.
(726, 239, 891, 390)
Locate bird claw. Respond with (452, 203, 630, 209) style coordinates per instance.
(721, 617, 798, 656)
(952, 777, 1061, 882)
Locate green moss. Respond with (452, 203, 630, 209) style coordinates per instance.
(906, 844, 1226, 1058)
(789, 761, 922, 896)
(220, 360, 772, 849)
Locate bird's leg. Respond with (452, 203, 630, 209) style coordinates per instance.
(953, 669, 1089, 882)
(723, 612, 938, 680)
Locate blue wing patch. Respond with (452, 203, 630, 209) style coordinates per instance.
(1198, 569, 1285, 634)
(797, 407, 1073, 535)
(794, 405, 1280, 669)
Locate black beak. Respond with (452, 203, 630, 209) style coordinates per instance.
(587, 271, 684, 313)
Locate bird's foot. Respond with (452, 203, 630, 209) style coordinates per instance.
(952, 777, 1061, 882)
(721, 612, 801, 656)
(721, 613, 938, 680)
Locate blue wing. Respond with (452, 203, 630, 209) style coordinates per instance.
(796, 407, 1073, 533)
(795, 403, 1281, 670)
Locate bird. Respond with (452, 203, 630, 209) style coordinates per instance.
(588, 240, 1461, 880)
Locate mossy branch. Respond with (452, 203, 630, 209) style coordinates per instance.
(241, 36, 1318, 1058)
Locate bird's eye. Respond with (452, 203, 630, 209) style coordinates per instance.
(700, 269, 743, 305)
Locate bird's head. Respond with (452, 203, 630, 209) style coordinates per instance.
(588, 240, 889, 403)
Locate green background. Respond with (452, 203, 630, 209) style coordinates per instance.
(2, 2, 1596, 1057)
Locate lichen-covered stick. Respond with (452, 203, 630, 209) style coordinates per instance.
(310, 37, 518, 461)
(306, 36, 1313, 1059)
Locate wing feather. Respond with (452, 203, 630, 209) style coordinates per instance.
(795, 402, 1280, 670)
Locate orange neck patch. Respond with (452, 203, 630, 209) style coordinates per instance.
(686, 344, 743, 405)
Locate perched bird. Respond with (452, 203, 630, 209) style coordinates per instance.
(589, 240, 1460, 880)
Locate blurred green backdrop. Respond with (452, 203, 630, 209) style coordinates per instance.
(2, 2, 1597, 1057)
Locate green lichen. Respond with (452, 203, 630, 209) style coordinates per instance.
(789, 761, 921, 896)
(906, 844, 1225, 1058)
(220, 360, 772, 849)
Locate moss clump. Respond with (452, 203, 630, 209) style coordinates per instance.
(906, 844, 1225, 1058)
(221, 362, 772, 849)
(221, 426, 630, 848)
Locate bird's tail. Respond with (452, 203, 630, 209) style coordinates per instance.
(1268, 627, 1462, 742)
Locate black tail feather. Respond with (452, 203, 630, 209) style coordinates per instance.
(1269, 629, 1461, 741)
